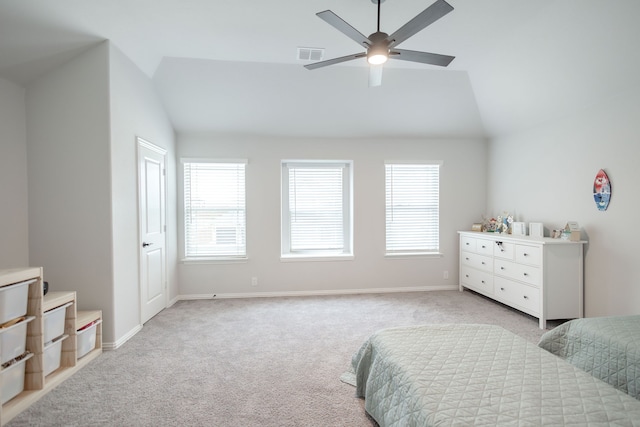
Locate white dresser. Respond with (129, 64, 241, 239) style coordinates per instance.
(458, 231, 585, 329)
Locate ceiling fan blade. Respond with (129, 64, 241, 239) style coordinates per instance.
(387, 0, 454, 49)
(390, 48, 455, 67)
(369, 65, 383, 87)
(304, 53, 366, 70)
(316, 10, 371, 48)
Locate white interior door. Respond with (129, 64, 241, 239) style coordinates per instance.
(138, 138, 167, 324)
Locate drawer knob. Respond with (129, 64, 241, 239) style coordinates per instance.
(523, 273, 529, 277)
(500, 267, 505, 270)
(465, 274, 469, 278)
(523, 295, 529, 299)
(501, 249, 505, 252)
(481, 262, 485, 265)
(481, 280, 485, 284)
(481, 245, 486, 249)
(466, 257, 470, 261)
(524, 253, 529, 257)
(500, 287, 505, 291)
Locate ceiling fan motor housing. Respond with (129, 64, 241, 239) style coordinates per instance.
(367, 31, 390, 64)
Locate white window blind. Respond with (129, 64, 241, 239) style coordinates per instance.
(385, 163, 440, 253)
(183, 161, 246, 258)
(282, 161, 352, 255)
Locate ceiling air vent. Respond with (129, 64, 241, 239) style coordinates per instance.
(297, 47, 324, 62)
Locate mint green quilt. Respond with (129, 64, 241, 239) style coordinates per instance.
(538, 315, 640, 400)
(352, 324, 640, 426)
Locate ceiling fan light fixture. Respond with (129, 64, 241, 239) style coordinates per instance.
(367, 44, 389, 65)
(367, 52, 388, 65)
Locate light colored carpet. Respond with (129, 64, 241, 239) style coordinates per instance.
(7, 290, 560, 426)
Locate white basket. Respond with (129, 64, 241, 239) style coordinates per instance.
(43, 334, 68, 376)
(44, 302, 72, 344)
(77, 319, 101, 359)
(1, 352, 34, 404)
(0, 279, 35, 325)
(0, 316, 35, 365)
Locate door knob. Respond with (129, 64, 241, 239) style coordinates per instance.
(142, 242, 153, 248)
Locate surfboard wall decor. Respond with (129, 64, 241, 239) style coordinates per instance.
(593, 169, 611, 211)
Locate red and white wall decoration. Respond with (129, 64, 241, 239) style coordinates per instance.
(593, 169, 611, 211)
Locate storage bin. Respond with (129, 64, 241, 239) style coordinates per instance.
(43, 302, 72, 344)
(0, 316, 35, 365)
(0, 279, 35, 325)
(77, 319, 101, 359)
(43, 334, 67, 376)
(0, 352, 33, 404)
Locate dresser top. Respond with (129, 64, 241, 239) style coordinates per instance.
(458, 231, 586, 245)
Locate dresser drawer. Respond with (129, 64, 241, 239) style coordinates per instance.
(475, 239, 494, 256)
(493, 240, 515, 260)
(494, 276, 540, 315)
(494, 259, 541, 287)
(460, 266, 493, 295)
(460, 236, 476, 253)
(515, 244, 542, 266)
(461, 252, 493, 273)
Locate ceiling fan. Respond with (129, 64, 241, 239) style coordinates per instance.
(305, 0, 455, 86)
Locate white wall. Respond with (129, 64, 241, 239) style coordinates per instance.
(487, 85, 640, 317)
(178, 135, 486, 297)
(109, 43, 177, 342)
(25, 42, 177, 347)
(26, 43, 114, 333)
(0, 78, 29, 268)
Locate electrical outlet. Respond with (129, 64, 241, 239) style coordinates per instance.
(443, 271, 449, 280)
(251, 277, 258, 286)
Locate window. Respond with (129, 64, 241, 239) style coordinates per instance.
(183, 160, 246, 259)
(385, 162, 440, 254)
(281, 161, 353, 258)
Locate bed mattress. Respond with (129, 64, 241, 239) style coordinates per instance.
(538, 315, 640, 399)
(352, 324, 640, 426)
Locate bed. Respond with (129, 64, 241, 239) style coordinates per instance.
(538, 315, 640, 400)
(351, 324, 640, 426)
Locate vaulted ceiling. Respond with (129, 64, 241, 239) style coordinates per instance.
(1, 0, 639, 138)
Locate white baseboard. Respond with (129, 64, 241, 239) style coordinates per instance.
(177, 285, 459, 301)
(102, 324, 143, 351)
(167, 295, 180, 307)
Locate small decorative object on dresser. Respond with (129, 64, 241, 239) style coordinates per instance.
(563, 221, 581, 241)
(529, 222, 544, 237)
(511, 222, 526, 236)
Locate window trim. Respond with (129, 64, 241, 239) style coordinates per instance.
(384, 160, 442, 257)
(281, 160, 354, 260)
(181, 158, 248, 262)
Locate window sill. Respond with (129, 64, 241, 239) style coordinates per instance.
(280, 253, 354, 263)
(384, 252, 443, 259)
(181, 257, 248, 265)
